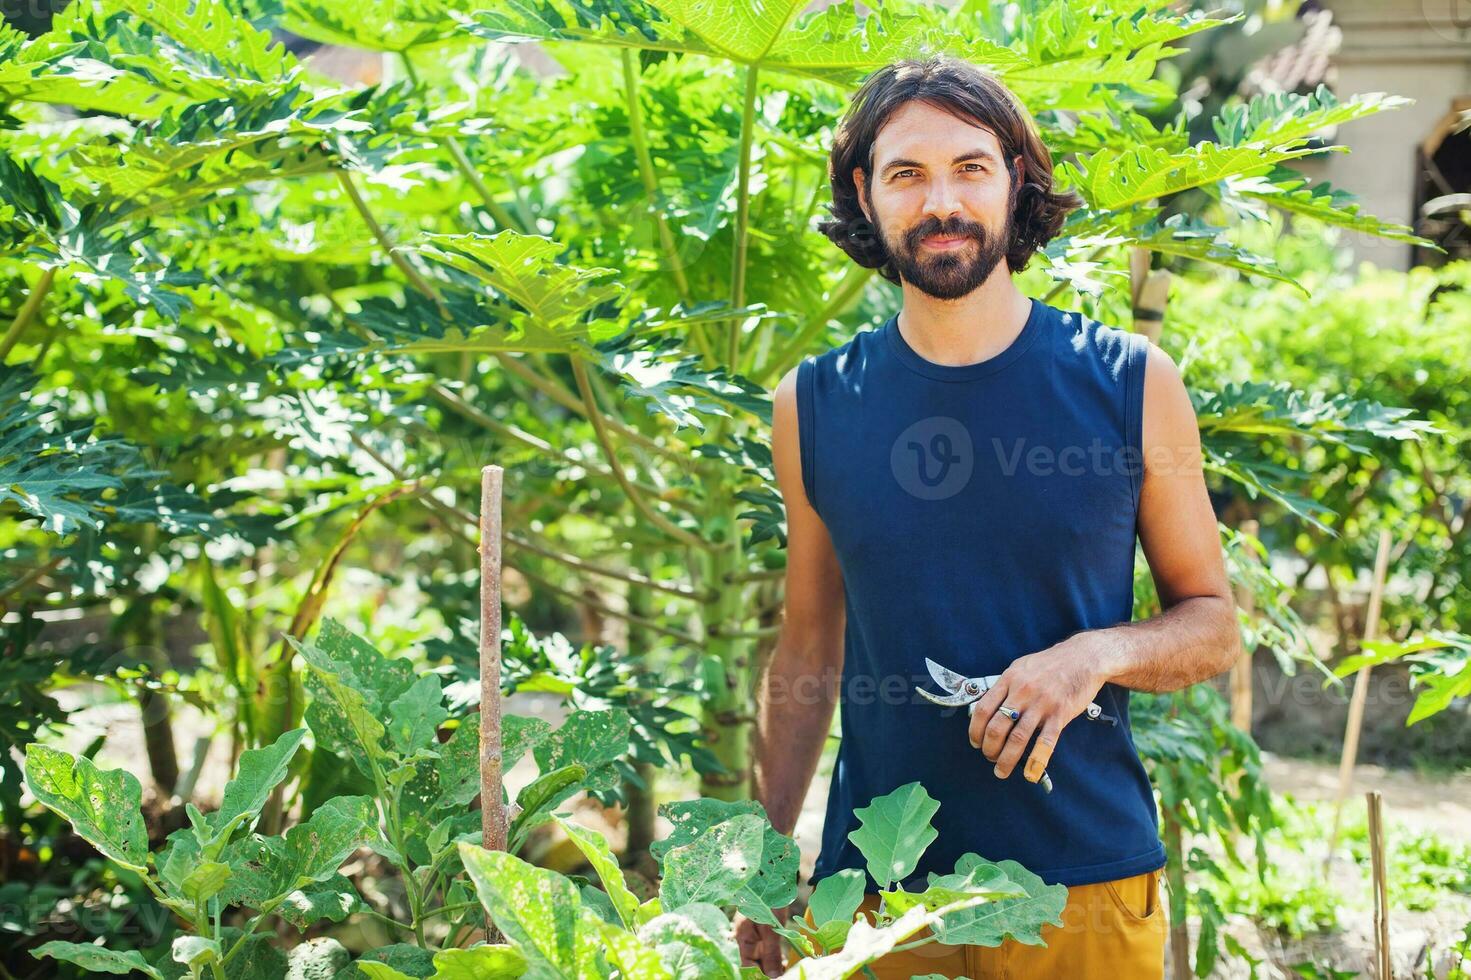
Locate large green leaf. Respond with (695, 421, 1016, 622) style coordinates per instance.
(636, 903, 741, 980)
(1213, 85, 1409, 150)
(385, 674, 448, 755)
(508, 764, 588, 853)
(108, 0, 300, 99)
(657, 812, 764, 909)
(276, 873, 365, 928)
(23, 745, 148, 871)
(553, 815, 641, 929)
(210, 727, 307, 834)
(458, 842, 599, 980)
(649, 798, 799, 925)
(847, 781, 939, 891)
(585, 911, 673, 979)
(805, 869, 866, 929)
(1060, 141, 1326, 211)
(407, 230, 627, 348)
(1227, 167, 1434, 247)
(294, 618, 418, 778)
(530, 707, 631, 797)
(280, 0, 466, 52)
(221, 795, 376, 909)
(927, 855, 1068, 947)
(31, 942, 163, 978)
(426, 945, 530, 979)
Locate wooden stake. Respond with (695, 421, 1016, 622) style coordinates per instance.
(1366, 790, 1392, 979)
(1325, 528, 1394, 868)
(480, 465, 506, 944)
(1230, 519, 1259, 735)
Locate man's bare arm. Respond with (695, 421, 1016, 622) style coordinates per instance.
(751, 365, 847, 837)
(1086, 341, 1241, 692)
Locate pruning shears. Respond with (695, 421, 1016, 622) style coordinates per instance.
(914, 657, 1118, 794)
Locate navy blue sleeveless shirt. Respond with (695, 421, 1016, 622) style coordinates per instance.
(797, 295, 1166, 892)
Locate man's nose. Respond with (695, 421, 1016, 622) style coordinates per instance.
(923, 178, 963, 222)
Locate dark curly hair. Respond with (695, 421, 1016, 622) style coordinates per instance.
(818, 55, 1081, 284)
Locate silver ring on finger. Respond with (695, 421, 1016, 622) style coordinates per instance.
(998, 704, 1021, 721)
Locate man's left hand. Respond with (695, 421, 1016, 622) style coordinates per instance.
(967, 633, 1113, 785)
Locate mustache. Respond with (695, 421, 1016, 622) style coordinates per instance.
(907, 221, 990, 248)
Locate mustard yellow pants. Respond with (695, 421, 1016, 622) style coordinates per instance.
(790, 868, 1166, 979)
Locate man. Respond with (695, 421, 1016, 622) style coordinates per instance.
(735, 56, 1241, 978)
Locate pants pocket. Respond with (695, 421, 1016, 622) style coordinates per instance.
(1103, 869, 1161, 922)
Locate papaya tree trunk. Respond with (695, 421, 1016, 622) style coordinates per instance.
(697, 500, 754, 801)
(621, 581, 658, 866)
(133, 593, 179, 796)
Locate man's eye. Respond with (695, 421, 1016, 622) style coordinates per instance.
(964, 163, 986, 172)
(894, 170, 917, 179)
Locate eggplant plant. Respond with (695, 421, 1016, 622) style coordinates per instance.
(23, 621, 1064, 979)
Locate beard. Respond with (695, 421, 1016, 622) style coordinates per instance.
(877, 208, 1014, 301)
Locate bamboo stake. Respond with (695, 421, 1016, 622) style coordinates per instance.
(480, 464, 507, 944)
(1325, 528, 1394, 868)
(1366, 790, 1392, 979)
(1230, 519, 1259, 735)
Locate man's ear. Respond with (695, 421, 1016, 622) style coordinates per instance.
(852, 167, 870, 223)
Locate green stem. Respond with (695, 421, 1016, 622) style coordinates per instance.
(420, 901, 479, 922)
(619, 47, 717, 366)
(727, 64, 760, 372)
(758, 264, 873, 384)
(398, 52, 526, 234)
(221, 895, 285, 968)
(385, 784, 428, 946)
(0, 265, 57, 362)
(337, 169, 447, 316)
(570, 358, 709, 551)
(361, 907, 418, 935)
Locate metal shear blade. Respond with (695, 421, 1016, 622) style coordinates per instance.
(916, 657, 1000, 707)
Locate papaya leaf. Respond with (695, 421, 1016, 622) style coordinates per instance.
(280, 0, 466, 52)
(1227, 166, 1434, 247)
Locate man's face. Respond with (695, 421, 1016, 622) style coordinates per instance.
(854, 101, 1018, 300)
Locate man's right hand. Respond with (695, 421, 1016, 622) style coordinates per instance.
(734, 905, 794, 977)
